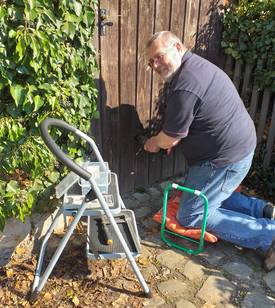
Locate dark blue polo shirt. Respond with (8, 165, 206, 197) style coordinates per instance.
(163, 51, 256, 166)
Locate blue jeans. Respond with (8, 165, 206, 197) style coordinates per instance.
(176, 151, 275, 251)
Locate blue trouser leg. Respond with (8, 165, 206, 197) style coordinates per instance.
(176, 151, 275, 251)
(221, 191, 266, 218)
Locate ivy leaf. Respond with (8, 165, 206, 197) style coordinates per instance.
(6, 104, 22, 117)
(30, 36, 40, 58)
(0, 75, 7, 90)
(43, 9, 57, 25)
(64, 12, 80, 23)
(6, 180, 19, 193)
(74, 2, 82, 17)
(33, 95, 43, 111)
(29, 0, 36, 10)
(29, 9, 38, 21)
(8, 29, 16, 38)
(47, 171, 59, 183)
(62, 22, 76, 40)
(83, 9, 94, 27)
(16, 36, 26, 60)
(10, 84, 25, 106)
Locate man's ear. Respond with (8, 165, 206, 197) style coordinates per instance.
(175, 42, 182, 52)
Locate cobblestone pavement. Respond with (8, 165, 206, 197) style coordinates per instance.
(122, 181, 275, 308)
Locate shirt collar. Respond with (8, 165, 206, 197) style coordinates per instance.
(168, 51, 192, 88)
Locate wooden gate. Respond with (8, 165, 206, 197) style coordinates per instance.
(93, 0, 228, 192)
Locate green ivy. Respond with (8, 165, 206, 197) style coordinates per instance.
(221, 0, 275, 90)
(0, 0, 98, 230)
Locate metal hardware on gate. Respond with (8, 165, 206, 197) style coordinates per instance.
(99, 9, 113, 36)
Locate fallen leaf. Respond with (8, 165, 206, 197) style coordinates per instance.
(112, 294, 128, 307)
(66, 289, 74, 298)
(26, 272, 34, 280)
(138, 257, 150, 266)
(6, 268, 14, 278)
(72, 295, 80, 306)
(15, 247, 26, 255)
(43, 292, 52, 301)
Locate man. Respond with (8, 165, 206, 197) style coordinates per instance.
(144, 31, 275, 271)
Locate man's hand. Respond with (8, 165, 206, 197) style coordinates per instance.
(144, 137, 160, 153)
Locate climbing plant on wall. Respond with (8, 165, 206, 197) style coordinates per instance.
(0, 0, 98, 230)
(221, 0, 275, 90)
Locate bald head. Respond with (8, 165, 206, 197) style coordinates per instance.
(146, 31, 185, 50)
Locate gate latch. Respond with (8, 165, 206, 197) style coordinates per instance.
(99, 9, 113, 36)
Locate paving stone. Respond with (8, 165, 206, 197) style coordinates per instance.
(122, 197, 139, 209)
(216, 241, 241, 257)
(141, 217, 160, 231)
(0, 217, 31, 249)
(142, 236, 165, 248)
(222, 261, 254, 280)
(200, 246, 226, 266)
(0, 247, 14, 267)
(202, 304, 235, 308)
(147, 187, 162, 198)
(241, 290, 275, 307)
(0, 217, 31, 266)
(263, 270, 275, 293)
(143, 295, 165, 307)
(197, 275, 236, 305)
(175, 298, 196, 308)
(157, 279, 189, 299)
(134, 206, 154, 219)
(133, 192, 151, 203)
(31, 209, 69, 239)
(242, 250, 263, 268)
(181, 260, 207, 282)
(156, 250, 187, 270)
(141, 263, 159, 280)
(140, 244, 155, 258)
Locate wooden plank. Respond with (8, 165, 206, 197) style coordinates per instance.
(195, 0, 211, 58)
(90, 9, 103, 154)
(170, 0, 187, 177)
(135, 0, 155, 190)
(170, 0, 186, 39)
(257, 88, 271, 145)
(205, 0, 226, 66)
(240, 62, 253, 106)
(183, 0, 199, 50)
(232, 60, 242, 92)
(99, 0, 120, 175)
(149, 0, 171, 184)
(263, 97, 275, 168)
(223, 54, 234, 79)
(248, 81, 261, 121)
(118, 0, 138, 192)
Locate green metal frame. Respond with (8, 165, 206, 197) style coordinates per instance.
(161, 183, 209, 255)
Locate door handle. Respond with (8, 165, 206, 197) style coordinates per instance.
(99, 9, 113, 36)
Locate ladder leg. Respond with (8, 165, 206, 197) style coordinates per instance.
(90, 179, 152, 297)
(32, 206, 64, 292)
(32, 202, 88, 297)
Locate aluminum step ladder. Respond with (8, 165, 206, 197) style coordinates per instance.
(30, 118, 151, 301)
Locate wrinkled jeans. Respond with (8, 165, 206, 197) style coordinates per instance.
(176, 151, 275, 251)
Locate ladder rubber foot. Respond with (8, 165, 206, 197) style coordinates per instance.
(29, 291, 39, 303)
(145, 290, 153, 298)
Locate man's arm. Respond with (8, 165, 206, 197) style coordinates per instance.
(144, 130, 180, 153)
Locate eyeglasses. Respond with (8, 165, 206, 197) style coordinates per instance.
(147, 44, 175, 69)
